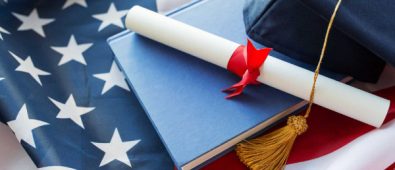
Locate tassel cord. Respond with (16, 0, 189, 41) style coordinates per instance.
(236, 0, 343, 169)
(304, 0, 343, 118)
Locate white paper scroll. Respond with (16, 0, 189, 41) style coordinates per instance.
(125, 6, 390, 127)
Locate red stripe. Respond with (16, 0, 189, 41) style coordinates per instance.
(288, 87, 395, 163)
(202, 86, 395, 169)
(386, 162, 395, 170)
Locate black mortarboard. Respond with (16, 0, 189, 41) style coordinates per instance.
(243, 0, 390, 83)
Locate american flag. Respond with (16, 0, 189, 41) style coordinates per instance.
(2, 0, 395, 169)
(0, 0, 173, 169)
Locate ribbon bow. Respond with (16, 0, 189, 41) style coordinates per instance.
(223, 39, 272, 98)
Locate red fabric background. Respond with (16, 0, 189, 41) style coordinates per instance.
(202, 86, 395, 170)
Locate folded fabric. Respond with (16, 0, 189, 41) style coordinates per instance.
(0, 0, 173, 169)
(243, 0, 386, 83)
(202, 86, 395, 170)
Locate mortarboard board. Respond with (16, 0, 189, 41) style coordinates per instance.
(243, 0, 387, 83)
(301, 0, 395, 67)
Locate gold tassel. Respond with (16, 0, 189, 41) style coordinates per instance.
(236, 115, 307, 170)
(236, 0, 343, 169)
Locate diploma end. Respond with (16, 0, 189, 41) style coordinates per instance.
(374, 99, 392, 128)
(125, 5, 144, 30)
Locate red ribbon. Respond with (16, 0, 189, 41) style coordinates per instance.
(223, 39, 272, 98)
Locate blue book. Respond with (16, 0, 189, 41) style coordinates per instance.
(108, 0, 347, 169)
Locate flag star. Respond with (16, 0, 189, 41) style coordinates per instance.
(49, 94, 95, 129)
(92, 3, 128, 31)
(7, 104, 49, 148)
(0, 26, 10, 40)
(9, 51, 51, 86)
(51, 35, 93, 66)
(0, 77, 4, 81)
(12, 9, 55, 37)
(62, 0, 87, 9)
(92, 128, 140, 167)
(94, 62, 130, 95)
(39, 166, 76, 170)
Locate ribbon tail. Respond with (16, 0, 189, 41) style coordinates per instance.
(223, 84, 246, 99)
(223, 74, 249, 98)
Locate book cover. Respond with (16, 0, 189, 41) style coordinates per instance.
(108, 0, 346, 169)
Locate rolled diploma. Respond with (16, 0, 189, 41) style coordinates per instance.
(125, 6, 390, 127)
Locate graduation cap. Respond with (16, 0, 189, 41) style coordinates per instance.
(243, 0, 394, 83)
(236, 0, 380, 170)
